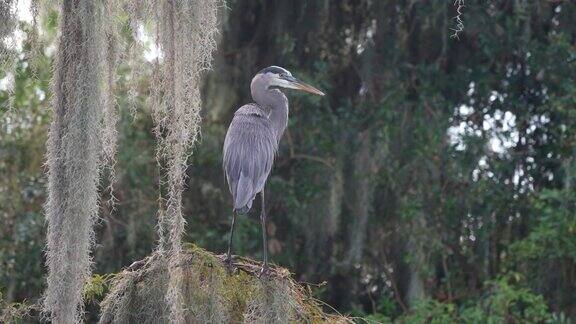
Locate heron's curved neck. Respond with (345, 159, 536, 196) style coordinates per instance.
(251, 78, 289, 143)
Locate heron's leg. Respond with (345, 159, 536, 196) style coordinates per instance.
(259, 189, 269, 277)
(225, 211, 237, 270)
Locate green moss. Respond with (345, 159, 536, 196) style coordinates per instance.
(99, 243, 351, 323)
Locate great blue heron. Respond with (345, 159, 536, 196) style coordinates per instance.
(223, 66, 324, 275)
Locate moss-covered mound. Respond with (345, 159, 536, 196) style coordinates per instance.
(99, 244, 351, 323)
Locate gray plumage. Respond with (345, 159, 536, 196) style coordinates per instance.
(223, 104, 277, 213)
(223, 65, 324, 273)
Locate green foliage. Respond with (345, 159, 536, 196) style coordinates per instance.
(351, 295, 396, 323)
(510, 189, 576, 261)
(83, 274, 117, 304)
(460, 275, 552, 323)
(394, 275, 552, 323)
(402, 300, 458, 324)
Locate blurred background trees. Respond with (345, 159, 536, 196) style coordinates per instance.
(1, 0, 575, 322)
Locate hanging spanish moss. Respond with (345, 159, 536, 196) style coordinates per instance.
(102, 2, 120, 207)
(0, 0, 19, 102)
(43, 0, 107, 322)
(0, 0, 18, 61)
(129, 0, 220, 322)
(121, 0, 147, 118)
(27, 0, 43, 74)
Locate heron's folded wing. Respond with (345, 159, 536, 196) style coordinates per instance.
(223, 107, 277, 209)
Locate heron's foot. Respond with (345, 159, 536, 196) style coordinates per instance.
(258, 264, 269, 278)
(224, 255, 236, 274)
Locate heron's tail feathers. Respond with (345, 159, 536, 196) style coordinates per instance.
(234, 171, 254, 215)
(235, 205, 250, 215)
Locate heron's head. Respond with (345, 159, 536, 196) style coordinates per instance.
(254, 66, 325, 96)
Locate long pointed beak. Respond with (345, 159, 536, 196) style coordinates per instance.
(284, 76, 325, 96)
(292, 80, 325, 96)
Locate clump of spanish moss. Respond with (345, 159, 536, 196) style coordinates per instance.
(101, 1, 121, 207)
(0, 0, 19, 100)
(0, 296, 40, 323)
(0, 0, 44, 91)
(0, 0, 18, 60)
(99, 244, 351, 323)
(128, 0, 220, 322)
(43, 0, 108, 322)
